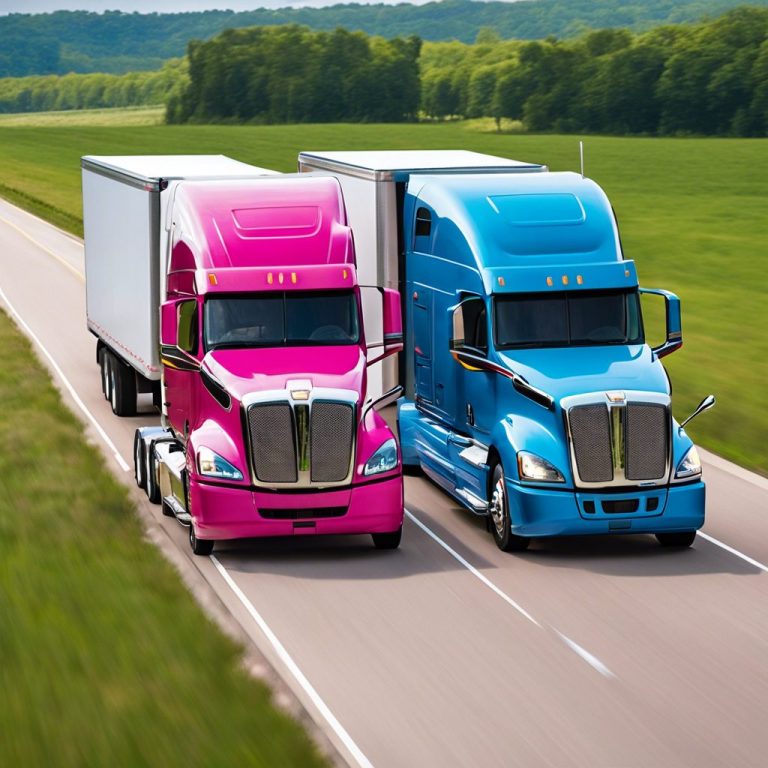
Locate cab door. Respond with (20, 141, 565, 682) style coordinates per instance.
(160, 298, 201, 438)
(412, 285, 434, 405)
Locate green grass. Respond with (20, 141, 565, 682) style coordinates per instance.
(0, 310, 327, 767)
(0, 105, 165, 127)
(0, 120, 765, 474)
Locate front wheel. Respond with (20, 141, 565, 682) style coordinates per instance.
(656, 531, 697, 547)
(189, 524, 214, 556)
(489, 462, 530, 552)
(372, 527, 402, 550)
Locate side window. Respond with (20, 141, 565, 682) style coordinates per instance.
(462, 297, 487, 355)
(177, 300, 198, 355)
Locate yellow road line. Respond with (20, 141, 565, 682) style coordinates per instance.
(0, 213, 85, 282)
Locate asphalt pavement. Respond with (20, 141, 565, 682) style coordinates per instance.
(1, 196, 767, 768)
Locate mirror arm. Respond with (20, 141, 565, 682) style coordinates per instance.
(362, 385, 404, 421)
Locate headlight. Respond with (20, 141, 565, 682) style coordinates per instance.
(517, 451, 565, 483)
(675, 445, 701, 478)
(364, 438, 399, 476)
(197, 447, 243, 480)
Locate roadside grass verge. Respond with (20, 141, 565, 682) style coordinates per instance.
(0, 121, 765, 473)
(0, 309, 327, 767)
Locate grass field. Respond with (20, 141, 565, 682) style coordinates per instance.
(0, 309, 327, 767)
(0, 105, 165, 127)
(0, 119, 765, 475)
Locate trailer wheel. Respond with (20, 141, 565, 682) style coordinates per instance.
(109, 353, 137, 417)
(489, 462, 530, 552)
(146, 444, 161, 504)
(133, 430, 146, 490)
(372, 527, 402, 550)
(98, 346, 108, 398)
(656, 531, 696, 547)
(189, 524, 214, 556)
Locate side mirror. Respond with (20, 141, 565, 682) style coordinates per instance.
(450, 303, 465, 350)
(383, 287, 403, 349)
(366, 287, 403, 366)
(160, 300, 178, 346)
(640, 288, 682, 359)
(679, 395, 715, 431)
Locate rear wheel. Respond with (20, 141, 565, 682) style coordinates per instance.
(133, 430, 146, 490)
(656, 531, 696, 547)
(108, 352, 137, 417)
(189, 524, 214, 556)
(489, 462, 530, 552)
(372, 527, 402, 550)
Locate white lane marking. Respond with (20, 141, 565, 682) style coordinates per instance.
(555, 631, 616, 679)
(405, 509, 615, 678)
(0, 284, 130, 472)
(0, 213, 85, 282)
(698, 532, 768, 573)
(210, 556, 375, 768)
(405, 508, 541, 626)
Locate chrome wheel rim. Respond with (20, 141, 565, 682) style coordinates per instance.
(490, 472, 506, 537)
(109, 364, 117, 410)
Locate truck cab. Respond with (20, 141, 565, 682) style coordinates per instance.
(298, 151, 713, 552)
(82, 157, 404, 555)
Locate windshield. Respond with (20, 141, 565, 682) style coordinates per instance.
(494, 289, 643, 349)
(204, 291, 360, 349)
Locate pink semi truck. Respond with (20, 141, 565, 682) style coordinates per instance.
(82, 156, 404, 554)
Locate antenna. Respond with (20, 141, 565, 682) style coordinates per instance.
(579, 140, 585, 179)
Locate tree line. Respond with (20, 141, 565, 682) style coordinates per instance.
(166, 26, 421, 124)
(422, 6, 768, 135)
(1, 8, 766, 136)
(2, 0, 766, 77)
(0, 60, 186, 114)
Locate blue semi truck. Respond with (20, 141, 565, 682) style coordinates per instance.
(298, 151, 714, 551)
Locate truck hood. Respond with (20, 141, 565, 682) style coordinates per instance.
(497, 345, 670, 403)
(202, 345, 367, 403)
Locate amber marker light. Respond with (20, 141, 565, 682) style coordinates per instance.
(343, 269, 349, 280)
(208, 273, 218, 286)
(267, 272, 274, 285)
(546, 277, 554, 287)
(562, 275, 569, 285)
(278, 272, 284, 285)
(291, 272, 297, 284)
(498, 276, 506, 287)
(577, 275, 584, 285)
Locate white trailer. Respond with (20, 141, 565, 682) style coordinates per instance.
(81, 155, 275, 415)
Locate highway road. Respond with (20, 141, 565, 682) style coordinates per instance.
(2, 195, 768, 767)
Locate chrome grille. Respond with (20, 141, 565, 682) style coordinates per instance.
(569, 404, 613, 483)
(248, 403, 297, 483)
(568, 400, 670, 486)
(311, 402, 354, 483)
(625, 404, 668, 480)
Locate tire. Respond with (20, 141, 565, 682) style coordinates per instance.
(102, 351, 113, 403)
(488, 462, 530, 552)
(98, 346, 108, 398)
(189, 524, 214, 556)
(656, 531, 696, 548)
(133, 430, 146, 490)
(108, 352, 137, 417)
(372, 527, 402, 550)
(146, 444, 161, 505)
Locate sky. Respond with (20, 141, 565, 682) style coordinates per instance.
(0, 0, 430, 11)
